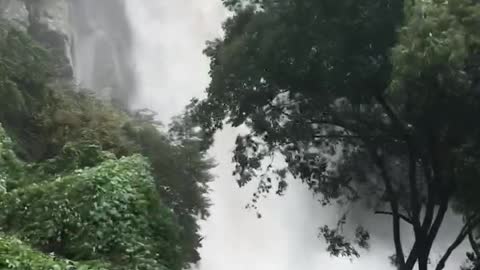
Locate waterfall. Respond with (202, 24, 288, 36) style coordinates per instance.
(69, 0, 136, 106)
(125, 0, 226, 122)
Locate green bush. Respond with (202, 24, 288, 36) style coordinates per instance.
(18, 143, 116, 187)
(0, 235, 109, 270)
(0, 155, 182, 270)
(34, 90, 135, 159)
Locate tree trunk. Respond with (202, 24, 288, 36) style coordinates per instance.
(418, 253, 429, 270)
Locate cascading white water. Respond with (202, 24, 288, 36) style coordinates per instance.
(125, 1, 226, 122)
(69, 0, 136, 105)
(69, 1, 469, 269)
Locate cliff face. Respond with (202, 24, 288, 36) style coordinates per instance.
(0, 0, 135, 105)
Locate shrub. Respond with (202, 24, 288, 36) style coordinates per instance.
(0, 234, 109, 270)
(0, 155, 182, 270)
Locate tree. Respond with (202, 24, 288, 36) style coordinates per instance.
(193, 0, 480, 269)
(123, 107, 214, 264)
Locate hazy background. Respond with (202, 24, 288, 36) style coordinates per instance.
(124, 1, 468, 269)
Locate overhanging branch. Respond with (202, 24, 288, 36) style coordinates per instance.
(375, 210, 412, 224)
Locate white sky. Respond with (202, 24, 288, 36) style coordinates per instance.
(125, 2, 469, 269)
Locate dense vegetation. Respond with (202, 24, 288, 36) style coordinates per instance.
(0, 235, 111, 270)
(0, 23, 212, 269)
(193, 0, 480, 269)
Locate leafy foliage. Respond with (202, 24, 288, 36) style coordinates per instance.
(123, 109, 214, 263)
(0, 22, 214, 269)
(0, 154, 182, 270)
(0, 235, 110, 270)
(0, 123, 25, 192)
(34, 90, 136, 159)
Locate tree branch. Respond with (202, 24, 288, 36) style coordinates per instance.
(405, 241, 421, 270)
(375, 210, 412, 224)
(407, 142, 422, 232)
(408, 159, 435, 270)
(371, 148, 406, 267)
(436, 217, 480, 270)
(375, 94, 422, 224)
(421, 158, 435, 233)
(425, 195, 449, 252)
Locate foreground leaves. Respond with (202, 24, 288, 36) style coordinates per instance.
(0, 235, 110, 270)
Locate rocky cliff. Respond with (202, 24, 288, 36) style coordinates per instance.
(0, 0, 135, 105)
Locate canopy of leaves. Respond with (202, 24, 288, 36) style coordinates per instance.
(123, 112, 214, 263)
(194, 0, 480, 268)
(195, 0, 406, 214)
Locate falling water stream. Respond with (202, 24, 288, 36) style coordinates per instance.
(70, 1, 468, 269)
(69, 0, 136, 104)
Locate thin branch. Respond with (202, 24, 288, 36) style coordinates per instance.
(313, 134, 371, 139)
(426, 195, 449, 252)
(436, 217, 480, 270)
(421, 132, 440, 236)
(424, 132, 452, 257)
(407, 142, 422, 232)
(375, 210, 412, 224)
(405, 242, 421, 270)
(421, 157, 435, 233)
(435, 228, 467, 270)
(370, 147, 406, 267)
